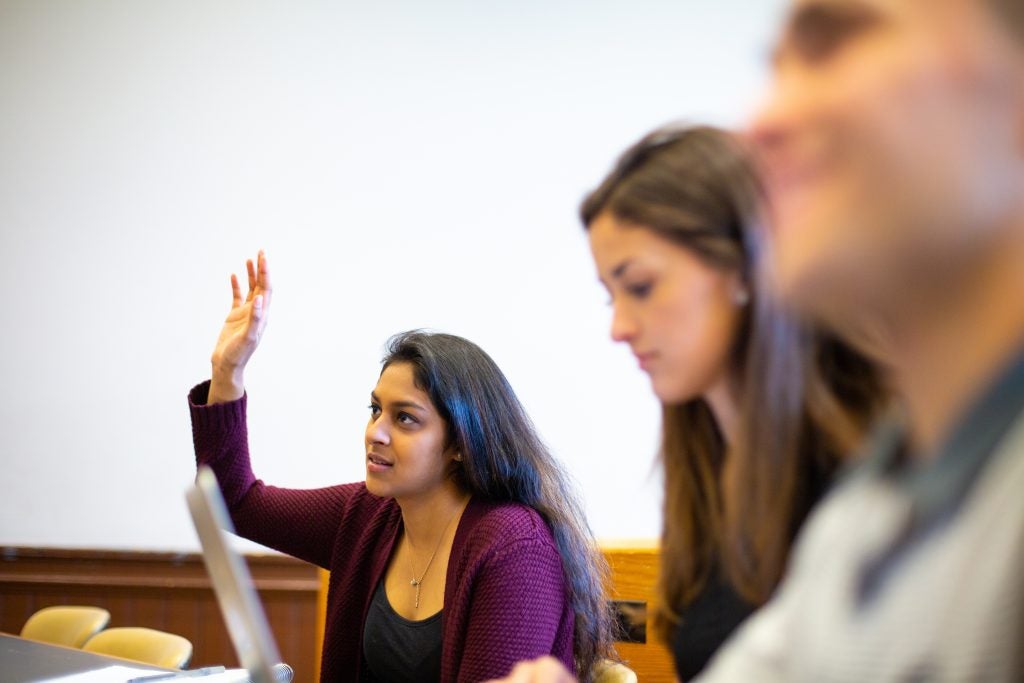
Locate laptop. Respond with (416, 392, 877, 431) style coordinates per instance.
(186, 466, 290, 683)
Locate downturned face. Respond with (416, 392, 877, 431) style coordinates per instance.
(365, 362, 458, 501)
(751, 0, 1024, 317)
(588, 211, 746, 404)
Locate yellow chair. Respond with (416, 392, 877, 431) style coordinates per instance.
(594, 659, 639, 683)
(20, 605, 111, 648)
(82, 627, 193, 669)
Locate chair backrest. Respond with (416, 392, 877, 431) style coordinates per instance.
(82, 626, 193, 669)
(20, 605, 111, 648)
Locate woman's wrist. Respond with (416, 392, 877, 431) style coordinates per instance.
(207, 363, 245, 404)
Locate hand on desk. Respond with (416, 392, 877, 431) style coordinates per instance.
(486, 656, 577, 683)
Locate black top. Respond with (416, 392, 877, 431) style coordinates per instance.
(671, 451, 836, 680)
(363, 580, 443, 683)
(669, 571, 755, 681)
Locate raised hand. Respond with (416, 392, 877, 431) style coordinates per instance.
(207, 250, 272, 404)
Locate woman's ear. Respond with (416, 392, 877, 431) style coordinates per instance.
(732, 273, 751, 307)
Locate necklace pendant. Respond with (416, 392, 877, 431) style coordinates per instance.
(410, 579, 419, 587)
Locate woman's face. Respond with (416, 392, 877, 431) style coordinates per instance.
(588, 210, 746, 404)
(365, 362, 458, 501)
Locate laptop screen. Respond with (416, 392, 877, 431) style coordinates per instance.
(186, 466, 282, 683)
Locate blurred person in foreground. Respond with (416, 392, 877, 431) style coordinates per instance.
(492, 0, 1024, 680)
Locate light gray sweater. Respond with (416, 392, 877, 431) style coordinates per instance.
(699, 353, 1024, 682)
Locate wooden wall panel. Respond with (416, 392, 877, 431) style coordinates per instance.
(602, 544, 676, 682)
(0, 547, 320, 683)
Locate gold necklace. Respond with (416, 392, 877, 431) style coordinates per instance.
(407, 505, 463, 610)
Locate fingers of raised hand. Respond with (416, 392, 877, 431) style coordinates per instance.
(256, 249, 272, 301)
(228, 251, 271, 317)
(246, 258, 257, 301)
(230, 273, 243, 308)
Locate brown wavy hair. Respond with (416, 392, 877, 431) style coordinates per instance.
(580, 125, 887, 640)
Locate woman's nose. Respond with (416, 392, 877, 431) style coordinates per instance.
(610, 302, 638, 343)
(366, 416, 390, 446)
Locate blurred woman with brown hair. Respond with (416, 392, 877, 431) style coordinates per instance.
(491, 125, 887, 683)
(579, 124, 887, 679)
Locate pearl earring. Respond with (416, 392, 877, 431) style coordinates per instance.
(734, 288, 750, 306)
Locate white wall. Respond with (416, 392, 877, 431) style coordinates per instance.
(0, 0, 786, 552)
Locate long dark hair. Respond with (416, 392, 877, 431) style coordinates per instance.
(382, 330, 615, 680)
(580, 125, 887, 640)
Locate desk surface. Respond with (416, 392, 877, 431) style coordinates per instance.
(0, 633, 170, 682)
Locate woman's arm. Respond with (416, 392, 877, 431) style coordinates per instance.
(189, 251, 368, 569)
(189, 380, 359, 568)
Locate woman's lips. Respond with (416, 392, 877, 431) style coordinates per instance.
(634, 352, 656, 370)
(366, 453, 393, 473)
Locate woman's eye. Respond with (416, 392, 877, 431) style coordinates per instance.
(368, 404, 381, 417)
(625, 282, 652, 299)
(397, 412, 417, 426)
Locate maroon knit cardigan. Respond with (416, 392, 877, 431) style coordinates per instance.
(188, 382, 575, 682)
